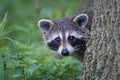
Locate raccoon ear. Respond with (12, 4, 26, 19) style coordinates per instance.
(73, 14, 88, 27)
(38, 19, 54, 33)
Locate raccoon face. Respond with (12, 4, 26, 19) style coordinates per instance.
(38, 14, 91, 56)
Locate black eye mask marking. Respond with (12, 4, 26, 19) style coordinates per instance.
(68, 36, 86, 48)
(47, 37, 61, 51)
(68, 36, 77, 46)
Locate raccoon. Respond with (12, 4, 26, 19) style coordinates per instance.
(38, 10, 93, 61)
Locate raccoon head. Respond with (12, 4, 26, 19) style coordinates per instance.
(38, 13, 91, 56)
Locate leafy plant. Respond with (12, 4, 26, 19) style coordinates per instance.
(0, 0, 83, 80)
(0, 13, 7, 80)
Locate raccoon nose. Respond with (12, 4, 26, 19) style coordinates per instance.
(61, 49, 69, 56)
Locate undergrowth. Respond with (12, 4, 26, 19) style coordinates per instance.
(0, 13, 83, 80)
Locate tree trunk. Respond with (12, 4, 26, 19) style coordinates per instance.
(80, 0, 120, 80)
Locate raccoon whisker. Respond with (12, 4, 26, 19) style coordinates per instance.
(74, 44, 86, 48)
(75, 47, 85, 52)
(75, 46, 81, 49)
(74, 45, 80, 48)
(74, 47, 80, 50)
(75, 48, 81, 51)
(74, 45, 86, 51)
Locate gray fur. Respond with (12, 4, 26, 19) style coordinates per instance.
(38, 10, 93, 61)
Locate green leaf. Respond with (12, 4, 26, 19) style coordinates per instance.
(0, 37, 19, 57)
(26, 64, 42, 76)
(3, 28, 30, 43)
(0, 13, 8, 36)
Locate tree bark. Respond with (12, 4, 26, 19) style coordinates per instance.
(80, 0, 120, 80)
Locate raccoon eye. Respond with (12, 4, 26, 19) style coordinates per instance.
(47, 37, 61, 51)
(68, 36, 76, 41)
(55, 37, 61, 43)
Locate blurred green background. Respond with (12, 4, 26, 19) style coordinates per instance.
(0, 0, 85, 80)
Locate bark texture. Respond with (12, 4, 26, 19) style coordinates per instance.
(80, 0, 120, 80)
